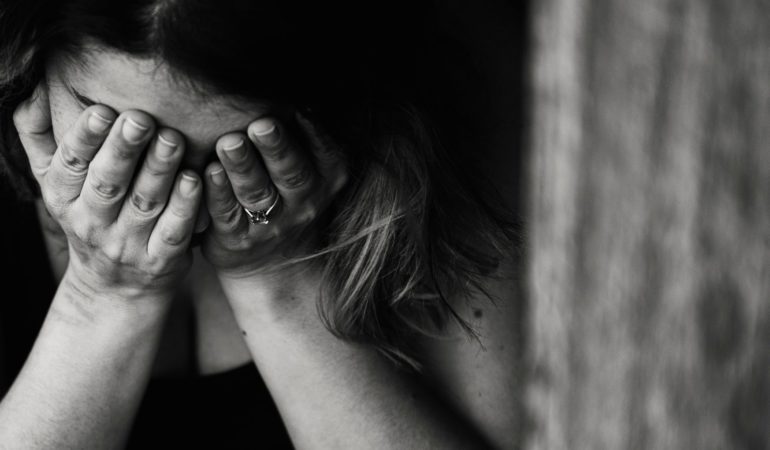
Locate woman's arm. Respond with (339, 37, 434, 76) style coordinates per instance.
(199, 114, 519, 448)
(219, 271, 494, 449)
(1, 85, 201, 448)
(0, 273, 170, 449)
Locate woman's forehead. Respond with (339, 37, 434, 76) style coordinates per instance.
(58, 48, 268, 149)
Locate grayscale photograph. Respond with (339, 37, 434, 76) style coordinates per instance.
(0, 1, 767, 449)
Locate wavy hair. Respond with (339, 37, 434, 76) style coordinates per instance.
(0, 0, 521, 366)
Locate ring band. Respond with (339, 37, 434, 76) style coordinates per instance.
(244, 195, 280, 225)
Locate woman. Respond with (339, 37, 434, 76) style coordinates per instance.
(0, 0, 522, 448)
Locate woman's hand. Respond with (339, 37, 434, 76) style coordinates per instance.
(14, 84, 201, 302)
(201, 111, 347, 279)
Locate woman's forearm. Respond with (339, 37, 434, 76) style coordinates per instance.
(0, 271, 170, 449)
(220, 272, 490, 450)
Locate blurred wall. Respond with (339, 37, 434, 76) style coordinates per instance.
(527, 1, 770, 448)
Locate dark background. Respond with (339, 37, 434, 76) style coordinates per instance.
(431, 0, 529, 216)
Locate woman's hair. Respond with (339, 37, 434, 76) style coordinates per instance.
(0, 0, 521, 366)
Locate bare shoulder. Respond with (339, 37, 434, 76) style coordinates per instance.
(413, 255, 526, 449)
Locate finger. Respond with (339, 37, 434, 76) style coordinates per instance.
(78, 111, 155, 224)
(295, 109, 348, 191)
(118, 128, 185, 233)
(43, 104, 117, 208)
(13, 83, 56, 183)
(203, 160, 249, 236)
(215, 133, 279, 213)
(147, 171, 201, 258)
(247, 118, 318, 204)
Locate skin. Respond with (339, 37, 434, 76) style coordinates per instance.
(0, 47, 520, 449)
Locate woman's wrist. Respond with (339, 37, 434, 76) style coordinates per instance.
(57, 267, 174, 326)
(216, 264, 323, 326)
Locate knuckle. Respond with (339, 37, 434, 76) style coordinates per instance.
(241, 185, 275, 205)
(280, 165, 314, 190)
(144, 253, 164, 268)
(57, 142, 90, 174)
(101, 240, 126, 262)
(89, 176, 123, 200)
(129, 191, 162, 215)
(69, 219, 89, 238)
(296, 206, 319, 225)
(304, 205, 319, 221)
(267, 226, 284, 241)
(160, 226, 186, 246)
(42, 186, 71, 216)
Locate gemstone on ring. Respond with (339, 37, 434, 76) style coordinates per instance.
(244, 195, 280, 225)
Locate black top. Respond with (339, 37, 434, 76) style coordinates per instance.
(0, 183, 293, 449)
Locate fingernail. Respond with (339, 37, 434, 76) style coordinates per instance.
(222, 139, 246, 161)
(156, 133, 178, 158)
(209, 168, 226, 186)
(180, 173, 198, 196)
(88, 111, 113, 133)
(123, 117, 150, 143)
(251, 119, 279, 146)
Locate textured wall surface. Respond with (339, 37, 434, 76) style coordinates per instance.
(526, 0, 770, 448)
